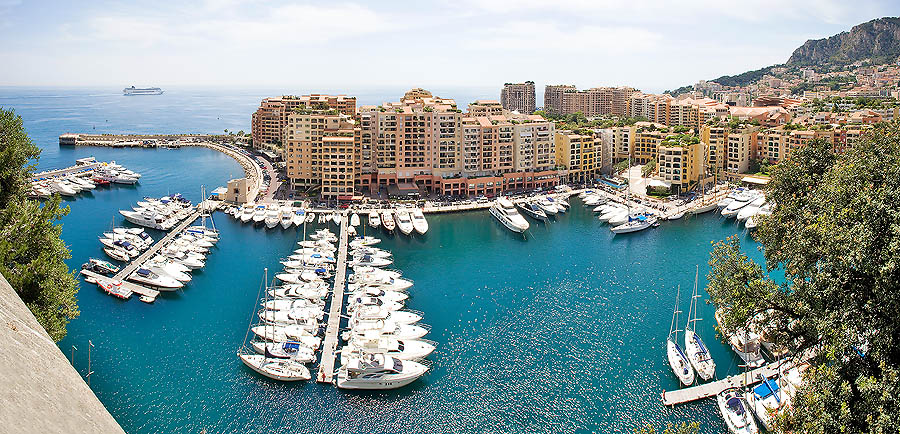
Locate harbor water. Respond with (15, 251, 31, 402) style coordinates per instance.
(2, 87, 765, 433)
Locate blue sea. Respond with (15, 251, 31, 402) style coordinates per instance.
(1, 87, 764, 433)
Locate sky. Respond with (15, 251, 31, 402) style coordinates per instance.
(0, 0, 897, 93)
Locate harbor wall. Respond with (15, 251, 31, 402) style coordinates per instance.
(0, 272, 125, 434)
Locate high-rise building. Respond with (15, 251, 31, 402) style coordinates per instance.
(251, 94, 356, 152)
(282, 107, 359, 199)
(500, 81, 536, 114)
(657, 137, 704, 193)
(543, 85, 637, 116)
(555, 131, 599, 183)
(468, 100, 504, 117)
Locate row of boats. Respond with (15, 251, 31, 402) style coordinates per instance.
(665, 267, 806, 434)
(365, 208, 428, 236)
(225, 202, 432, 237)
(29, 162, 141, 199)
(81, 223, 220, 301)
(228, 203, 310, 229)
(238, 228, 434, 389)
(716, 189, 772, 230)
(120, 194, 195, 231)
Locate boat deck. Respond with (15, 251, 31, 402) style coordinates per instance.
(661, 360, 786, 406)
(317, 211, 348, 383)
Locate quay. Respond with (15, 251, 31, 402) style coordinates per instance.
(30, 158, 101, 182)
(661, 360, 787, 406)
(317, 211, 349, 383)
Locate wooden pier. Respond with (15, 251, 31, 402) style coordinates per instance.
(661, 360, 786, 406)
(114, 210, 203, 282)
(317, 211, 349, 383)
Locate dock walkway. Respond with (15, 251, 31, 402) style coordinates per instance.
(31, 162, 100, 182)
(661, 360, 785, 406)
(79, 269, 160, 300)
(317, 211, 348, 383)
(114, 209, 202, 281)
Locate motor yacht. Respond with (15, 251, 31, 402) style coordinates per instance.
(349, 254, 393, 268)
(394, 210, 414, 235)
(349, 287, 408, 303)
(736, 196, 766, 222)
(103, 246, 130, 262)
(349, 236, 380, 248)
(239, 354, 311, 381)
(240, 204, 255, 223)
(350, 266, 402, 279)
(715, 309, 766, 368)
(716, 388, 759, 434)
(280, 206, 295, 229)
(368, 211, 381, 228)
(535, 197, 558, 215)
(291, 209, 305, 228)
(381, 210, 395, 232)
(336, 353, 428, 390)
(349, 247, 391, 259)
(265, 206, 281, 229)
(120, 209, 173, 230)
(268, 283, 329, 300)
(410, 209, 428, 235)
(161, 249, 205, 269)
(517, 201, 548, 221)
(490, 198, 530, 233)
(263, 298, 324, 311)
(350, 306, 421, 325)
(349, 213, 360, 227)
(81, 258, 120, 275)
(345, 319, 428, 340)
(252, 205, 267, 224)
(721, 192, 755, 218)
(259, 308, 325, 326)
(128, 267, 183, 290)
(99, 238, 140, 258)
(49, 181, 77, 196)
(343, 334, 436, 361)
(347, 296, 404, 313)
(547, 196, 567, 213)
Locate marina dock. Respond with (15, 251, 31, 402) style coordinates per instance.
(317, 211, 349, 383)
(79, 269, 160, 300)
(661, 360, 786, 406)
(31, 160, 101, 182)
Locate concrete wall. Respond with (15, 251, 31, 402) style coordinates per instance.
(0, 273, 125, 434)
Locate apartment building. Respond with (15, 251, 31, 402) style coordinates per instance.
(726, 127, 758, 174)
(700, 125, 728, 174)
(629, 93, 672, 124)
(657, 136, 704, 193)
(283, 108, 359, 198)
(500, 81, 536, 114)
(543, 85, 636, 116)
(468, 100, 504, 117)
(632, 123, 672, 164)
(555, 131, 598, 183)
(251, 94, 357, 152)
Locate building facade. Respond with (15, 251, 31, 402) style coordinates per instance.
(500, 81, 536, 114)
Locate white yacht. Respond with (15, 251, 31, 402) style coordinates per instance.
(536, 197, 558, 215)
(349, 236, 380, 248)
(490, 198, 530, 233)
(250, 341, 316, 363)
(336, 353, 429, 390)
(240, 204, 255, 223)
(344, 335, 436, 361)
(347, 319, 428, 340)
(350, 287, 408, 303)
(268, 283, 329, 300)
(685, 267, 716, 381)
(252, 205, 267, 224)
(250, 325, 321, 348)
(103, 247, 131, 262)
(350, 306, 421, 325)
(239, 354, 311, 382)
(717, 388, 760, 434)
(123, 86, 164, 96)
(350, 213, 360, 227)
(517, 201, 548, 221)
(264, 206, 281, 229)
(120, 209, 173, 230)
(263, 298, 323, 311)
(349, 254, 393, 268)
(746, 366, 805, 431)
(736, 196, 766, 222)
(598, 205, 627, 223)
(347, 296, 404, 313)
(411, 209, 428, 235)
(667, 285, 695, 387)
(546, 196, 567, 213)
(368, 211, 381, 228)
(144, 262, 191, 283)
(611, 214, 657, 234)
(281, 207, 296, 229)
(381, 210, 395, 232)
(394, 210, 414, 235)
(721, 192, 755, 218)
(49, 180, 77, 196)
(128, 267, 183, 290)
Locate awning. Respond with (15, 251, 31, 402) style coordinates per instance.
(741, 176, 770, 185)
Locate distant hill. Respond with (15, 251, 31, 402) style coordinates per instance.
(788, 17, 900, 66)
(665, 17, 900, 96)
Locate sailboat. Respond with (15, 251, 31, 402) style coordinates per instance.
(684, 265, 716, 381)
(667, 285, 695, 386)
(610, 154, 656, 234)
(237, 269, 312, 381)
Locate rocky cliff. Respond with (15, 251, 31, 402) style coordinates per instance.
(787, 17, 900, 65)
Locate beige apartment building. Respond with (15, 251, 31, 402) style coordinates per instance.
(726, 127, 759, 174)
(283, 107, 360, 198)
(468, 100, 504, 117)
(543, 85, 636, 116)
(700, 125, 728, 174)
(657, 137, 704, 193)
(500, 81, 536, 114)
(251, 94, 357, 152)
(555, 131, 599, 183)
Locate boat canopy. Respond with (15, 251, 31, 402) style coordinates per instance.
(752, 378, 781, 400)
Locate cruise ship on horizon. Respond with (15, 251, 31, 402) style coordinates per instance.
(123, 86, 164, 95)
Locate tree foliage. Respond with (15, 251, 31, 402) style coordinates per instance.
(0, 107, 78, 341)
(706, 125, 900, 433)
(635, 422, 699, 434)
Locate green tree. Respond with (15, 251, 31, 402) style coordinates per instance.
(0, 108, 78, 341)
(706, 127, 900, 434)
(642, 159, 656, 177)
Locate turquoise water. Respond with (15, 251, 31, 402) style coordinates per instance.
(2, 88, 764, 433)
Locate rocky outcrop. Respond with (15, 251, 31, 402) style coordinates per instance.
(787, 17, 900, 65)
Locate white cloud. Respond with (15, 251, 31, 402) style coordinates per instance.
(469, 21, 661, 54)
